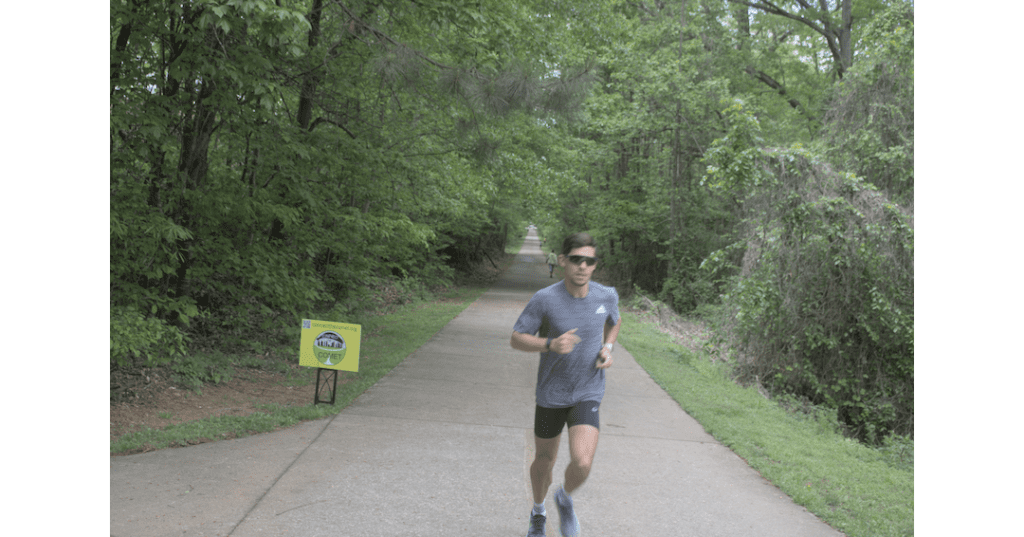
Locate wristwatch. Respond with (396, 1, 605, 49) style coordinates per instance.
(603, 343, 613, 352)
(546, 337, 553, 352)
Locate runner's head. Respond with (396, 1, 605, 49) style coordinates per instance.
(561, 232, 596, 257)
(560, 233, 599, 288)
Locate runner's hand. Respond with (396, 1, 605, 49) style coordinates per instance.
(551, 328, 581, 354)
(596, 346, 613, 369)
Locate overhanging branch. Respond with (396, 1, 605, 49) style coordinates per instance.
(729, 0, 844, 77)
(310, 116, 357, 139)
(743, 66, 818, 125)
(329, 0, 453, 71)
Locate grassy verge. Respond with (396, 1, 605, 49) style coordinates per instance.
(111, 236, 525, 455)
(617, 310, 913, 537)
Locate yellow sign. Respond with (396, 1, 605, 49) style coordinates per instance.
(299, 319, 361, 371)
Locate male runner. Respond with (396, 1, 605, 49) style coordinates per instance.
(510, 232, 622, 537)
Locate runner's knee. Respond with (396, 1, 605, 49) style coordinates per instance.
(571, 452, 593, 472)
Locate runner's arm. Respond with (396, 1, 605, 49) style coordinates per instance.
(510, 331, 548, 353)
(511, 329, 580, 354)
(603, 316, 622, 347)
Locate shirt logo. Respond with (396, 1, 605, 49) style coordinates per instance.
(595, 305, 607, 314)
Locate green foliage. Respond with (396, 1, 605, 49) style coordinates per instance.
(879, 433, 914, 474)
(110, 0, 597, 365)
(822, 0, 914, 204)
(702, 99, 769, 192)
(704, 138, 913, 444)
(110, 307, 189, 368)
(691, 4, 915, 444)
(536, 2, 740, 312)
(158, 348, 295, 394)
(169, 352, 236, 391)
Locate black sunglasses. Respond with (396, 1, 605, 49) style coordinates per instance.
(567, 255, 598, 266)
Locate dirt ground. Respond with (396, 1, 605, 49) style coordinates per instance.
(109, 365, 316, 448)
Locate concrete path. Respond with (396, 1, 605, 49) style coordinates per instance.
(110, 229, 844, 537)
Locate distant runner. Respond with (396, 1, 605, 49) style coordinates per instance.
(547, 249, 558, 278)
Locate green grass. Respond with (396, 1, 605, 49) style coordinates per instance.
(617, 310, 913, 537)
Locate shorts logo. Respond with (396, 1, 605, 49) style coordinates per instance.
(592, 407, 598, 412)
(595, 305, 607, 314)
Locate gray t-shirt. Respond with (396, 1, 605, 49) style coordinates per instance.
(513, 281, 620, 408)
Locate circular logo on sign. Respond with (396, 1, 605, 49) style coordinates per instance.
(313, 330, 347, 366)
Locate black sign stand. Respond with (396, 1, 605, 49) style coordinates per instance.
(314, 368, 338, 405)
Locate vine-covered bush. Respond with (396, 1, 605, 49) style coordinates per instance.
(705, 116, 913, 443)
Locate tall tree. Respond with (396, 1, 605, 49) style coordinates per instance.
(539, 0, 736, 311)
(720, 0, 896, 135)
(729, 0, 855, 78)
(822, 0, 914, 203)
(110, 0, 598, 365)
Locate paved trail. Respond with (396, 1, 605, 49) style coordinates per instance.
(110, 229, 843, 537)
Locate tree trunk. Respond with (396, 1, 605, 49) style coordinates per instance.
(178, 79, 218, 192)
(668, 0, 688, 277)
(839, 0, 853, 73)
(733, 3, 750, 49)
(110, 0, 140, 97)
(297, 0, 324, 130)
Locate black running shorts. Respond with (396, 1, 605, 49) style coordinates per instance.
(534, 401, 601, 439)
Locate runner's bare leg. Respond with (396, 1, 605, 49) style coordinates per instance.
(531, 434, 561, 503)
(564, 424, 599, 494)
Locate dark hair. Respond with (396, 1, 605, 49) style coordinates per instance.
(561, 232, 596, 256)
